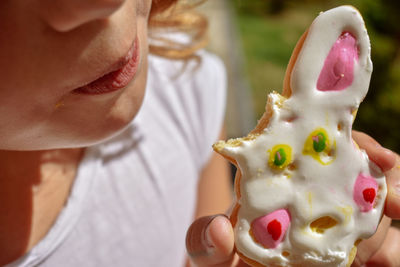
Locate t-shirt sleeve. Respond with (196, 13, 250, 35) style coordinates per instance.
(145, 50, 227, 171)
(186, 51, 227, 169)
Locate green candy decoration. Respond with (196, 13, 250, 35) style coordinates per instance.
(312, 132, 326, 152)
(303, 128, 335, 165)
(269, 144, 292, 170)
(274, 148, 286, 166)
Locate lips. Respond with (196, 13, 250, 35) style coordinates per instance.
(73, 37, 139, 95)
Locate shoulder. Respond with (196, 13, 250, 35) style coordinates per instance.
(148, 50, 226, 92)
(147, 49, 226, 118)
(144, 50, 227, 166)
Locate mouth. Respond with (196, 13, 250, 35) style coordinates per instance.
(73, 37, 140, 95)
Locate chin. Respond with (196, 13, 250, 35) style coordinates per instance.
(5, 91, 144, 151)
(49, 64, 147, 150)
(56, 98, 144, 149)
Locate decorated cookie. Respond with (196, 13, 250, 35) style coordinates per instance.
(213, 6, 386, 267)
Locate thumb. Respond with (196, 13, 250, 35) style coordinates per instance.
(186, 215, 237, 266)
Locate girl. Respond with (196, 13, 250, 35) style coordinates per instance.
(0, 0, 398, 266)
(0, 0, 230, 265)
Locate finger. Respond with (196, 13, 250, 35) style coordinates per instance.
(352, 131, 396, 172)
(351, 131, 400, 219)
(186, 215, 236, 266)
(352, 215, 392, 267)
(385, 154, 400, 219)
(366, 227, 400, 267)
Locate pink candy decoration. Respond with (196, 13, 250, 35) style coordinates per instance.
(251, 209, 291, 248)
(317, 32, 358, 91)
(353, 173, 378, 212)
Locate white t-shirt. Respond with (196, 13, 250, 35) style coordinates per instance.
(7, 51, 226, 267)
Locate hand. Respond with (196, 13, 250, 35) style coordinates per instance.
(351, 131, 400, 267)
(186, 131, 399, 267)
(186, 214, 248, 267)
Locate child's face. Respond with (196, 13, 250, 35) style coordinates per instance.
(0, 0, 152, 150)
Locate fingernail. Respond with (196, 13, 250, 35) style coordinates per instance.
(204, 220, 215, 249)
(394, 183, 400, 197)
(381, 148, 396, 162)
(203, 215, 228, 253)
(382, 147, 394, 155)
(389, 183, 400, 198)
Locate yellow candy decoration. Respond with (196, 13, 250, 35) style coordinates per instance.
(269, 144, 293, 170)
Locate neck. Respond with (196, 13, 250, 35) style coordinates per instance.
(0, 148, 83, 265)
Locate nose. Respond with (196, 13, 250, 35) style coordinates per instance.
(38, 0, 126, 32)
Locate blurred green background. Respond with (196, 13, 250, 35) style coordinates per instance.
(232, 0, 400, 153)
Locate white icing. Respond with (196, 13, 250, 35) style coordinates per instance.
(215, 6, 386, 267)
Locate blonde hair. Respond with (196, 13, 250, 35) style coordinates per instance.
(148, 0, 208, 59)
